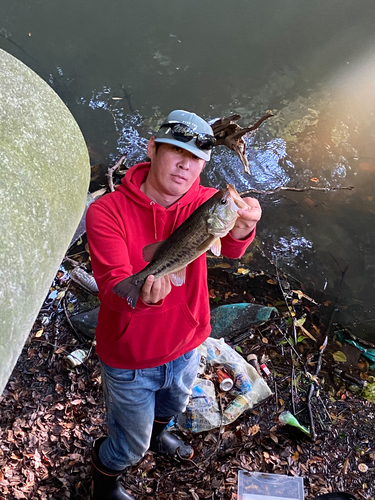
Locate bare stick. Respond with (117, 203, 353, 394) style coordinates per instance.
(240, 185, 354, 196)
(291, 355, 296, 416)
(307, 335, 328, 441)
(106, 154, 127, 192)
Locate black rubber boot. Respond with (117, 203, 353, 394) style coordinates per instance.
(91, 437, 139, 500)
(149, 418, 194, 459)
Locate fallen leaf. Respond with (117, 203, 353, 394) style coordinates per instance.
(332, 351, 347, 362)
(55, 384, 64, 394)
(237, 268, 250, 275)
(310, 177, 319, 182)
(270, 433, 278, 443)
(292, 450, 299, 461)
(249, 424, 260, 436)
(267, 279, 277, 285)
(35, 329, 43, 338)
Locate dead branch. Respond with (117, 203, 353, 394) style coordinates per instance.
(307, 335, 328, 441)
(240, 185, 354, 196)
(106, 154, 127, 192)
(211, 113, 274, 174)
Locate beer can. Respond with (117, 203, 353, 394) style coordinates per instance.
(216, 369, 234, 391)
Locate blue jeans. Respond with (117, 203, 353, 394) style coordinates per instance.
(98, 348, 200, 470)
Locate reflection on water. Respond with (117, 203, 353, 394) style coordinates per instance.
(1, 0, 375, 338)
(205, 136, 291, 192)
(272, 231, 313, 269)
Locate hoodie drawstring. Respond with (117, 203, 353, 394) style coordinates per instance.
(151, 201, 181, 241)
(171, 202, 181, 233)
(151, 201, 158, 240)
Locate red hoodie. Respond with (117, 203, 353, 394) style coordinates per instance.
(86, 162, 255, 369)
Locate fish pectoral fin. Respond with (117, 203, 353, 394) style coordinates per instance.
(197, 236, 216, 253)
(170, 268, 186, 286)
(142, 241, 165, 262)
(210, 238, 222, 257)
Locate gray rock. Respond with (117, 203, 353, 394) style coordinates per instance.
(0, 49, 90, 395)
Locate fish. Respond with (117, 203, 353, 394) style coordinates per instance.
(112, 184, 248, 308)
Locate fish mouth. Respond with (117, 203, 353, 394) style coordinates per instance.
(227, 184, 247, 210)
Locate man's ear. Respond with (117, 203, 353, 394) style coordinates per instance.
(147, 137, 156, 159)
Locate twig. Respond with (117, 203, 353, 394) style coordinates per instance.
(62, 256, 81, 267)
(274, 258, 298, 346)
(203, 394, 225, 464)
(307, 335, 328, 441)
(274, 380, 278, 414)
(291, 353, 296, 416)
(106, 154, 127, 192)
(239, 185, 354, 196)
(62, 292, 88, 345)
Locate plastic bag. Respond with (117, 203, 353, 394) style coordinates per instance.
(178, 338, 272, 432)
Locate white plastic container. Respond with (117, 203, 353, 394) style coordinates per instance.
(238, 471, 304, 500)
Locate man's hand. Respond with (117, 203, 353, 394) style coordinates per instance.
(230, 197, 262, 240)
(141, 275, 172, 305)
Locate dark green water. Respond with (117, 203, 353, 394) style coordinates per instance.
(2, 0, 375, 338)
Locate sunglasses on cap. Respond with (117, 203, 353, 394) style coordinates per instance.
(160, 122, 217, 151)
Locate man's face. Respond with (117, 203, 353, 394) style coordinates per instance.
(146, 138, 206, 198)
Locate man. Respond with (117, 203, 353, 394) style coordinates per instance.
(86, 110, 262, 500)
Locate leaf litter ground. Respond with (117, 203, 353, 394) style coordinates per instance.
(1, 263, 375, 500)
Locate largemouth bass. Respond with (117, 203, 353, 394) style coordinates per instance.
(113, 184, 247, 308)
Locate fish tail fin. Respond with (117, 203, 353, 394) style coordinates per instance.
(112, 276, 142, 309)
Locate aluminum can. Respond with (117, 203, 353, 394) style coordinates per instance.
(65, 349, 88, 368)
(234, 372, 252, 393)
(216, 369, 234, 391)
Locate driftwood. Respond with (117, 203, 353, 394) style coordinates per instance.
(211, 113, 274, 174)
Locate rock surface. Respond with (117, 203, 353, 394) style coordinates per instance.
(0, 49, 90, 395)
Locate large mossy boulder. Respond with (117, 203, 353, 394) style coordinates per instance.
(0, 49, 90, 395)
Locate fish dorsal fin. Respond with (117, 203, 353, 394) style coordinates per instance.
(142, 241, 165, 262)
(170, 267, 186, 286)
(210, 238, 222, 256)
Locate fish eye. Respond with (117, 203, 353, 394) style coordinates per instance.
(220, 198, 227, 205)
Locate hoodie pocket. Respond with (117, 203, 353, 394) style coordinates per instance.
(115, 302, 199, 364)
